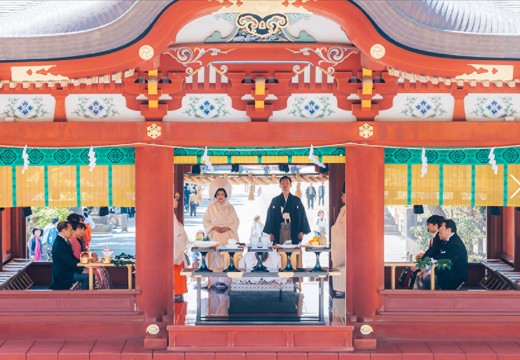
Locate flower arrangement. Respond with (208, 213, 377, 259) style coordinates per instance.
(415, 256, 452, 271)
(112, 253, 135, 267)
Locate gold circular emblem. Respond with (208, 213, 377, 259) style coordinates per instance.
(360, 324, 374, 335)
(139, 45, 155, 61)
(370, 44, 385, 60)
(146, 324, 160, 335)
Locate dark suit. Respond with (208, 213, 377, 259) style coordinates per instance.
(422, 232, 442, 259)
(436, 233, 468, 290)
(49, 235, 84, 290)
(263, 193, 311, 244)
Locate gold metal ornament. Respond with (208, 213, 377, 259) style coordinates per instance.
(359, 123, 374, 139)
(360, 324, 374, 335)
(147, 123, 162, 139)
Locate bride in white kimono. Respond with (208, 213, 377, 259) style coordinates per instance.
(202, 178, 240, 278)
(330, 185, 346, 295)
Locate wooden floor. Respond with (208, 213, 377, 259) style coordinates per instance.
(0, 339, 519, 359)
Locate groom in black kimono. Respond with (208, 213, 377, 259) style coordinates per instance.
(264, 175, 311, 245)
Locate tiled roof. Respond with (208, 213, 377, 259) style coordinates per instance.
(0, 1, 136, 37)
(388, 0, 520, 35)
(0, 0, 173, 61)
(0, 0, 519, 61)
(354, 0, 520, 58)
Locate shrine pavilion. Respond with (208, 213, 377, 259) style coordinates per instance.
(1, 0, 520, 358)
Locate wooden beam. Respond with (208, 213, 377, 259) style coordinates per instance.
(1, 122, 520, 148)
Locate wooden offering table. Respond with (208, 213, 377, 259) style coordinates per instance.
(181, 266, 340, 325)
(79, 263, 134, 290)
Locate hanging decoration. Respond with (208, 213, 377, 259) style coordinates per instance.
(202, 146, 214, 171)
(21, 145, 29, 174)
(488, 147, 498, 175)
(248, 173, 255, 200)
(420, 147, 428, 177)
(295, 181, 303, 198)
(308, 145, 326, 168)
(88, 146, 97, 172)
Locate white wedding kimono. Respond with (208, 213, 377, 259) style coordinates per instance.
(330, 205, 346, 292)
(174, 214, 189, 265)
(202, 199, 240, 273)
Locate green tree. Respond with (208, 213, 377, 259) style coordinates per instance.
(409, 206, 486, 261)
(26, 207, 71, 240)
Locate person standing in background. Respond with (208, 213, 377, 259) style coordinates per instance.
(42, 217, 59, 261)
(305, 183, 317, 209)
(318, 182, 326, 207)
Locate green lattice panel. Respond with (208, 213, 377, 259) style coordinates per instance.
(0, 147, 135, 167)
(385, 147, 520, 165)
(174, 146, 345, 163)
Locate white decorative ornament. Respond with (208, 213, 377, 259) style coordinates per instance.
(359, 123, 374, 139)
(146, 324, 160, 335)
(308, 145, 326, 168)
(22, 145, 29, 174)
(202, 146, 214, 171)
(88, 146, 97, 172)
(286, 46, 360, 75)
(360, 324, 374, 335)
(163, 47, 235, 75)
(488, 147, 498, 175)
(370, 44, 386, 60)
(510, 174, 520, 199)
(139, 45, 154, 61)
(420, 147, 428, 177)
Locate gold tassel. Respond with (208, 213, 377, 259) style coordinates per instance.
(248, 185, 255, 200)
(196, 186, 203, 202)
(295, 182, 302, 198)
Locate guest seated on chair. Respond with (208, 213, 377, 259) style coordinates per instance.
(49, 221, 89, 290)
(416, 219, 468, 290)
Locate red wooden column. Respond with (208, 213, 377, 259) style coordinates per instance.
(0, 209, 3, 270)
(514, 209, 520, 271)
(345, 145, 384, 321)
(503, 207, 515, 260)
(487, 207, 503, 259)
(11, 208, 26, 258)
(135, 146, 174, 321)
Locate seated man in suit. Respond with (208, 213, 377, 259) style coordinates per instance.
(436, 219, 468, 290)
(418, 219, 468, 290)
(49, 221, 88, 290)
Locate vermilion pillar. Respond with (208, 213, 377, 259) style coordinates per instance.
(487, 208, 503, 259)
(345, 145, 384, 321)
(0, 210, 3, 270)
(136, 147, 174, 321)
(503, 207, 515, 260)
(514, 209, 520, 271)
